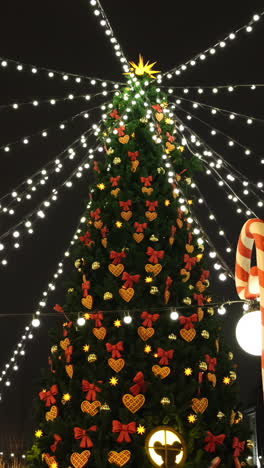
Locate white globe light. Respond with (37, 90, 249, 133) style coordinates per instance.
(77, 317, 86, 327)
(32, 318, 40, 328)
(124, 315, 132, 324)
(170, 311, 179, 320)
(236, 311, 261, 356)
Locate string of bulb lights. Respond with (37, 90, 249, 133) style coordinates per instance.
(159, 11, 264, 80)
(161, 83, 264, 92)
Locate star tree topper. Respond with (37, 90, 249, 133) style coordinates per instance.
(124, 54, 160, 79)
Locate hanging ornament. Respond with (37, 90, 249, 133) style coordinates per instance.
(100, 403, 110, 411)
(51, 345, 58, 354)
(74, 258, 85, 271)
(81, 400, 101, 416)
(150, 286, 159, 295)
(192, 398, 208, 414)
(113, 157, 121, 165)
(108, 358, 125, 373)
(122, 394, 145, 413)
(45, 405, 59, 422)
(92, 262, 101, 270)
(104, 291, 113, 300)
(201, 330, 210, 339)
(160, 397, 171, 405)
(138, 326, 155, 341)
(217, 411, 225, 420)
(108, 450, 131, 467)
(152, 365, 171, 379)
(70, 451, 91, 468)
(182, 297, 192, 305)
(87, 354, 97, 363)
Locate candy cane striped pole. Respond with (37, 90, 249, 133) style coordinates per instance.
(235, 218, 264, 394)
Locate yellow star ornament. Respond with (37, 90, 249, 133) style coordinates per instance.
(137, 424, 146, 435)
(124, 55, 160, 79)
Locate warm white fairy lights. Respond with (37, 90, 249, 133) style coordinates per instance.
(88, 0, 129, 72)
(160, 10, 264, 81)
(161, 83, 264, 94)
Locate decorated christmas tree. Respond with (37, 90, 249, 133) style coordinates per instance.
(29, 57, 251, 468)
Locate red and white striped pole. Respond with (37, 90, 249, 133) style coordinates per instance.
(235, 218, 264, 394)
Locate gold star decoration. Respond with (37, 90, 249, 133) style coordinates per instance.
(124, 55, 160, 79)
(223, 376, 231, 385)
(114, 319, 122, 328)
(187, 200, 193, 205)
(144, 345, 152, 354)
(109, 377, 119, 386)
(97, 183, 105, 190)
(165, 118, 173, 125)
(62, 393, 71, 402)
(145, 276, 153, 283)
(115, 221, 123, 228)
(51, 463, 58, 468)
(188, 414, 197, 423)
(35, 429, 43, 438)
(84, 313, 91, 320)
(137, 424, 146, 435)
(196, 254, 203, 261)
(164, 200, 171, 206)
(83, 344, 90, 352)
(184, 368, 193, 376)
(177, 145, 185, 152)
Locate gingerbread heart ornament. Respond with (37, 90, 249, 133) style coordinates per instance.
(122, 394, 145, 413)
(137, 326, 155, 341)
(166, 141, 175, 153)
(60, 338, 70, 350)
(186, 244, 194, 253)
(70, 451, 91, 468)
(145, 211, 157, 221)
(81, 400, 101, 416)
(45, 405, 58, 422)
(93, 327, 107, 340)
(133, 233, 144, 243)
(82, 295, 93, 310)
(108, 358, 125, 373)
(180, 329, 196, 342)
(108, 450, 131, 467)
(44, 455, 57, 467)
(119, 135, 130, 144)
(142, 187, 153, 196)
(109, 263, 124, 277)
(155, 112, 164, 122)
(119, 288, 134, 302)
(94, 220, 103, 229)
(192, 397, 208, 414)
(121, 211, 132, 221)
(145, 263, 162, 276)
(65, 364, 74, 379)
(111, 188, 120, 197)
(207, 372, 217, 387)
(152, 365, 170, 379)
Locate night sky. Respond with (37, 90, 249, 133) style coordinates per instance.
(0, 0, 264, 455)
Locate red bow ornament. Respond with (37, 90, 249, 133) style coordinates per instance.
(111, 176, 121, 186)
(82, 281, 91, 298)
(122, 272, 140, 289)
(146, 200, 158, 212)
(152, 104, 163, 112)
(90, 312, 104, 327)
(54, 304, 64, 314)
(93, 161, 100, 173)
(110, 251, 127, 265)
(128, 151, 139, 161)
(184, 254, 197, 271)
(112, 420, 137, 443)
(193, 293, 205, 306)
(129, 372, 147, 396)
(205, 355, 217, 372)
(117, 125, 126, 136)
(82, 380, 102, 401)
(166, 132, 175, 143)
(146, 247, 165, 264)
(200, 269, 210, 283)
(141, 176, 153, 187)
(50, 434, 62, 453)
(141, 311, 160, 327)
(179, 314, 198, 330)
(90, 208, 101, 220)
(106, 342, 124, 358)
(119, 200, 132, 211)
(134, 222, 148, 233)
(157, 348, 174, 365)
(65, 345, 73, 363)
(110, 108, 121, 120)
(205, 431, 226, 452)
(233, 437, 245, 457)
(101, 226, 109, 238)
(63, 321, 73, 337)
(39, 385, 59, 407)
(79, 231, 94, 247)
(74, 426, 98, 448)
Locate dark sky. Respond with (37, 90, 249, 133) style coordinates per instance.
(0, 0, 264, 455)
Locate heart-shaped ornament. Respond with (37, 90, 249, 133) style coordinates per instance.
(108, 358, 125, 373)
(94, 220, 103, 229)
(121, 211, 132, 221)
(60, 338, 70, 350)
(119, 135, 130, 144)
(108, 263, 124, 277)
(152, 365, 171, 379)
(137, 326, 155, 341)
(166, 141, 175, 153)
(155, 112, 164, 122)
(180, 329, 196, 342)
(65, 364, 74, 379)
(145, 211, 157, 221)
(122, 394, 145, 413)
(133, 233, 144, 243)
(101, 238, 107, 248)
(70, 451, 91, 468)
(108, 451, 131, 467)
(81, 400, 101, 416)
(82, 295, 93, 310)
(186, 244, 194, 253)
(192, 397, 208, 414)
(119, 288, 134, 302)
(44, 455, 57, 467)
(145, 263, 162, 276)
(45, 405, 59, 422)
(111, 188, 120, 197)
(93, 327, 107, 340)
(142, 187, 153, 195)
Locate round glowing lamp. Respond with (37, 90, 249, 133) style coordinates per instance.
(145, 426, 187, 467)
(235, 310, 261, 356)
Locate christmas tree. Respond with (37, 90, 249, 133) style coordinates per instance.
(29, 57, 251, 468)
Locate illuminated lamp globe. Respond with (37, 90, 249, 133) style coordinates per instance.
(235, 310, 261, 356)
(32, 318, 40, 328)
(77, 317, 86, 327)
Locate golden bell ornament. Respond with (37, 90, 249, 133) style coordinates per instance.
(183, 297, 192, 305)
(201, 330, 210, 339)
(51, 345, 58, 354)
(230, 370, 237, 381)
(207, 307, 214, 316)
(168, 333, 177, 340)
(235, 411, 243, 423)
(113, 157, 121, 165)
(104, 292, 113, 300)
(204, 280, 210, 288)
(87, 353, 97, 363)
(100, 403, 111, 411)
(188, 285, 194, 290)
(150, 234, 159, 242)
(247, 440, 254, 449)
(150, 286, 159, 295)
(74, 258, 85, 271)
(68, 288, 74, 293)
(160, 397, 171, 405)
(228, 352, 234, 360)
(92, 261, 101, 270)
(199, 361, 208, 371)
(185, 177, 192, 185)
(199, 244, 204, 252)
(157, 167, 165, 174)
(217, 411, 225, 420)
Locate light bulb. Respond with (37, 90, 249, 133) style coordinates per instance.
(170, 310, 179, 320)
(77, 317, 86, 326)
(236, 311, 261, 356)
(217, 306, 226, 315)
(32, 318, 40, 328)
(124, 315, 132, 324)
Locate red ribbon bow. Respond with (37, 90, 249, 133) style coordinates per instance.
(50, 434, 62, 453)
(165, 276, 173, 291)
(152, 104, 163, 112)
(140, 176, 153, 187)
(205, 431, 226, 452)
(146, 200, 158, 211)
(157, 348, 174, 365)
(54, 304, 64, 314)
(146, 247, 165, 264)
(119, 200, 132, 211)
(112, 420, 137, 443)
(101, 226, 109, 238)
(129, 372, 147, 396)
(141, 311, 160, 327)
(117, 125, 126, 136)
(134, 222, 148, 232)
(184, 254, 197, 271)
(205, 355, 217, 372)
(82, 281, 91, 297)
(122, 272, 140, 288)
(179, 314, 198, 330)
(74, 426, 98, 448)
(90, 312, 104, 327)
(39, 385, 59, 407)
(166, 132, 175, 143)
(106, 342, 124, 358)
(232, 437, 245, 457)
(128, 151, 139, 161)
(110, 108, 120, 120)
(82, 380, 102, 401)
(200, 269, 210, 282)
(93, 161, 100, 173)
(90, 208, 101, 220)
(111, 176, 121, 186)
(193, 293, 205, 306)
(65, 345, 73, 363)
(110, 251, 127, 265)
(79, 231, 94, 247)
(63, 321, 73, 337)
